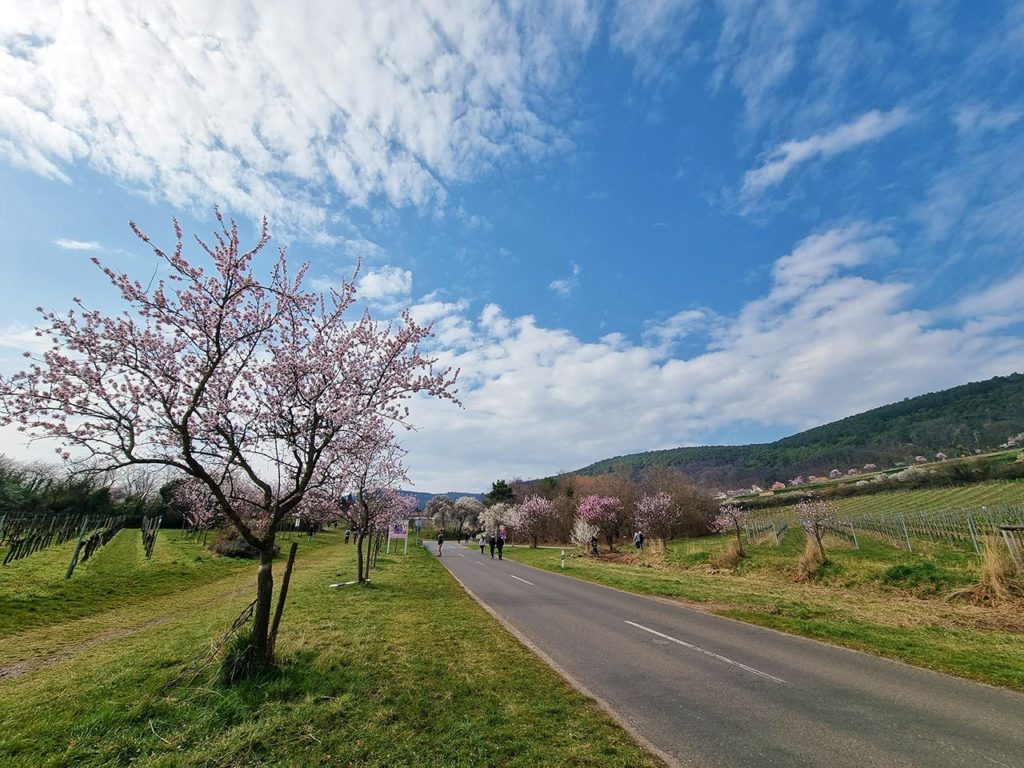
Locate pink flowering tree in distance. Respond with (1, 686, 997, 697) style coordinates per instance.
(0, 213, 458, 664)
(577, 494, 624, 550)
(711, 504, 749, 556)
(796, 498, 836, 558)
(511, 495, 555, 547)
(172, 476, 222, 532)
(344, 427, 411, 583)
(634, 491, 679, 546)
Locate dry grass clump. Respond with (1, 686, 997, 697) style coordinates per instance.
(793, 536, 826, 583)
(951, 541, 1023, 606)
(709, 539, 742, 570)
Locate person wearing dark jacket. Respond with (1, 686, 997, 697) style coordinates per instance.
(436, 530, 444, 556)
(496, 533, 505, 560)
(488, 533, 497, 559)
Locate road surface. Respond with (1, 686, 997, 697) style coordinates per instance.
(428, 541, 1024, 768)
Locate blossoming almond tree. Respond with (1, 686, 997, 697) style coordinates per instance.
(172, 476, 222, 532)
(478, 501, 513, 537)
(634, 491, 679, 546)
(711, 504, 748, 556)
(576, 494, 624, 550)
(796, 498, 836, 558)
(452, 495, 484, 534)
(0, 213, 458, 663)
(511, 494, 555, 547)
(343, 426, 412, 583)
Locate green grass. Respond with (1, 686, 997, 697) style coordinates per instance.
(504, 530, 1024, 691)
(0, 531, 660, 767)
(0, 529, 324, 637)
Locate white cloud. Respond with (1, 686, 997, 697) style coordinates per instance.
(742, 108, 912, 198)
(0, 0, 598, 236)
(712, 0, 817, 123)
(643, 308, 711, 349)
(955, 272, 1024, 323)
(399, 225, 1024, 490)
(53, 238, 101, 251)
(0, 322, 49, 355)
(549, 262, 582, 296)
(358, 266, 412, 302)
(953, 103, 1023, 135)
(610, 0, 701, 81)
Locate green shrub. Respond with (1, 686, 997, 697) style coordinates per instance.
(210, 527, 278, 559)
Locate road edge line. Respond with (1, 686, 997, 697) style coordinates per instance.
(436, 555, 683, 768)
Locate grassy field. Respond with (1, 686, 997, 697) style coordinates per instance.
(505, 527, 1024, 691)
(0, 529, 660, 767)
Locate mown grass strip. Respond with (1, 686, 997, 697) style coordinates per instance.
(1, 532, 661, 767)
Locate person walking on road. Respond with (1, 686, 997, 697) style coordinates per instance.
(479, 534, 486, 555)
(488, 533, 497, 559)
(496, 532, 505, 560)
(437, 530, 444, 556)
(633, 530, 642, 550)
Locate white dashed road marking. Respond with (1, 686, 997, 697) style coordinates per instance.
(625, 620, 786, 684)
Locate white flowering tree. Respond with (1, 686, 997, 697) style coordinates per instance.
(452, 496, 484, 534)
(479, 501, 513, 537)
(711, 504, 749, 556)
(796, 499, 836, 558)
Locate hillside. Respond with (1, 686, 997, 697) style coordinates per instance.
(575, 373, 1024, 489)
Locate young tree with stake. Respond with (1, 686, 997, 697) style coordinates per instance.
(796, 498, 836, 558)
(711, 505, 749, 557)
(0, 213, 458, 665)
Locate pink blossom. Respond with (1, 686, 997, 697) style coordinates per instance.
(510, 495, 555, 547)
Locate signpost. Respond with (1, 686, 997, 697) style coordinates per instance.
(386, 519, 409, 554)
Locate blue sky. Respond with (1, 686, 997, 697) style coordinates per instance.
(1, 1, 1023, 491)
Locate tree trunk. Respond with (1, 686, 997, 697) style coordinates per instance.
(356, 530, 367, 583)
(252, 543, 276, 662)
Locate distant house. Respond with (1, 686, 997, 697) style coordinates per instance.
(863, 463, 877, 472)
(914, 455, 928, 463)
(770, 481, 786, 490)
(789, 476, 805, 486)
(847, 468, 858, 476)
(828, 469, 842, 479)
(935, 452, 947, 461)
(750, 485, 763, 494)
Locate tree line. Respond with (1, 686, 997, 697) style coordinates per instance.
(427, 467, 718, 552)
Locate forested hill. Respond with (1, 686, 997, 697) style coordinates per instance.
(575, 373, 1024, 489)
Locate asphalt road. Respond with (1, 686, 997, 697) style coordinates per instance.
(428, 541, 1024, 768)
